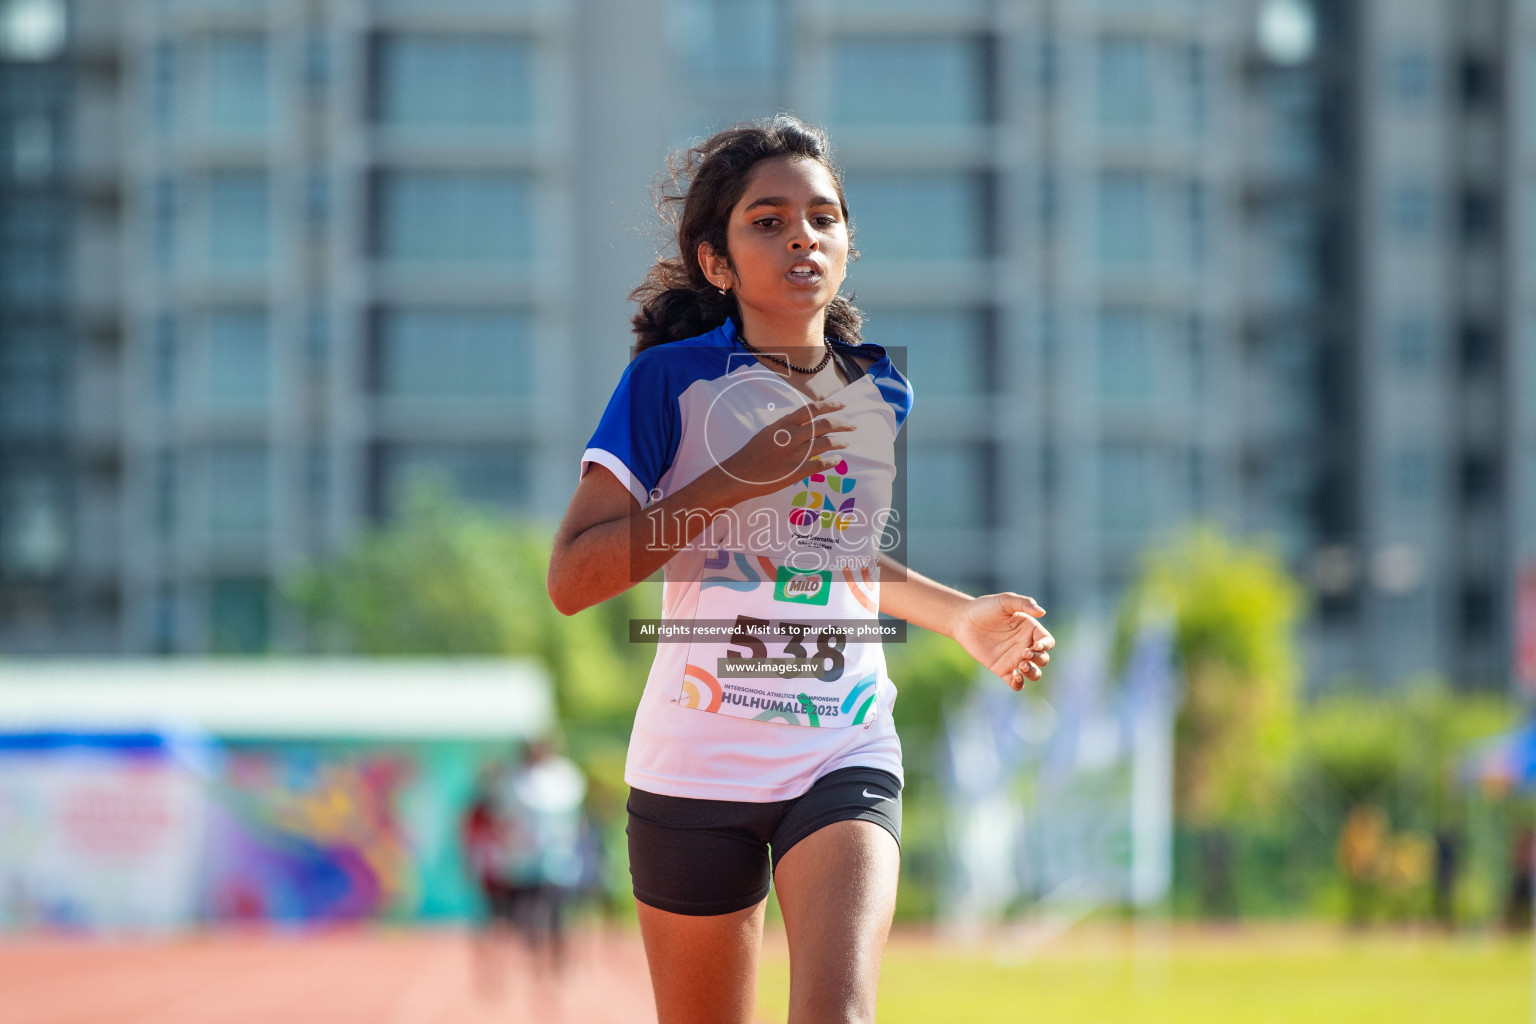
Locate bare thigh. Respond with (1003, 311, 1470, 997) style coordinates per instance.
(636, 898, 766, 1024)
(773, 819, 900, 1024)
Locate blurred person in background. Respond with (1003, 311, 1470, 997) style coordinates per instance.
(462, 737, 586, 1010)
(462, 763, 513, 999)
(1504, 825, 1534, 931)
(547, 114, 1055, 1024)
(1339, 804, 1388, 929)
(1432, 823, 1460, 930)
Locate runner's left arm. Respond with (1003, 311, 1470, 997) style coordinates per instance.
(874, 552, 1054, 689)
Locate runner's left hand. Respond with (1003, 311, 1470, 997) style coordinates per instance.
(950, 593, 1054, 691)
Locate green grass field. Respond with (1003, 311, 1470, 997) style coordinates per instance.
(755, 925, 1531, 1024)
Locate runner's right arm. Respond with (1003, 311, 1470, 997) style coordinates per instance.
(547, 396, 854, 615)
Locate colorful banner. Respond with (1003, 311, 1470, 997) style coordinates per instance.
(200, 741, 489, 924)
(0, 732, 501, 931)
(0, 732, 209, 932)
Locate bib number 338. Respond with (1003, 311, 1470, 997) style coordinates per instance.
(725, 615, 847, 681)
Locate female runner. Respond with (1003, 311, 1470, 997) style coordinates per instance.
(547, 115, 1054, 1024)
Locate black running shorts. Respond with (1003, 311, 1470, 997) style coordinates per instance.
(625, 766, 902, 916)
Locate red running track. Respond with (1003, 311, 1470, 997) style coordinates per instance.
(0, 926, 666, 1024)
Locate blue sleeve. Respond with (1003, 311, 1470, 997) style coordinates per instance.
(581, 350, 680, 506)
(876, 363, 913, 434)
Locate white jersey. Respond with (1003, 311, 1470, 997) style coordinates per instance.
(580, 318, 912, 802)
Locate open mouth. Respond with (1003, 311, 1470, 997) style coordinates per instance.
(786, 262, 823, 284)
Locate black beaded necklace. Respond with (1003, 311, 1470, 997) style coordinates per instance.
(738, 335, 833, 375)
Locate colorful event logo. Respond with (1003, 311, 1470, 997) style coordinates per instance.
(789, 460, 856, 532)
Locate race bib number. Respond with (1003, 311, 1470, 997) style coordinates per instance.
(676, 616, 880, 728)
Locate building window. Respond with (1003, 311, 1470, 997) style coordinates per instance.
(831, 36, 989, 127)
(1188, 448, 1207, 513)
(0, 473, 67, 578)
(0, 195, 65, 300)
(0, 475, 58, 579)
(1526, 177, 1536, 264)
(1459, 321, 1495, 375)
(208, 578, 271, 654)
(1260, 74, 1320, 175)
(1393, 318, 1430, 371)
(866, 308, 988, 397)
(1037, 170, 1058, 241)
(153, 584, 178, 655)
(153, 315, 177, 408)
(1263, 201, 1317, 303)
(1459, 582, 1496, 641)
(1096, 171, 1153, 266)
(1525, 449, 1536, 541)
(1527, 46, 1536, 138)
(306, 172, 330, 232)
(1256, 329, 1315, 432)
(207, 444, 270, 542)
(670, 0, 782, 85)
(905, 443, 988, 530)
(11, 112, 56, 184)
(373, 172, 534, 263)
(206, 310, 270, 413)
(374, 442, 530, 517)
(154, 177, 176, 270)
(1036, 35, 1059, 101)
(1460, 188, 1497, 245)
(305, 443, 329, 522)
(152, 39, 176, 136)
(203, 35, 269, 135)
(0, 332, 66, 436)
(1459, 453, 1499, 507)
(305, 31, 330, 93)
(375, 308, 532, 401)
(207, 172, 270, 269)
(373, 34, 534, 128)
(1188, 315, 1207, 402)
(1390, 183, 1434, 240)
(1186, 43, 1209, 137)
(1186, 178, 1209, 268)
(306, 308, 331, 364)
(1097, 443, 1154, 533)
(1097, 308, 1156, 402)
(1460, 55, 1498, 111)
(1393, 450, 1430, 505)
(154, 448, 177, 539)
(842, 172, 989, 262)
(1389, 49, 1434, 111)
(1097, 36, 1154, 131)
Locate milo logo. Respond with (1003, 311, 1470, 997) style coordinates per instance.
(774, 566, 832, 605)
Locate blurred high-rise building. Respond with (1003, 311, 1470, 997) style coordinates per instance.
(2, 0, 1531, 691)
(1240, 0, 1532, 689)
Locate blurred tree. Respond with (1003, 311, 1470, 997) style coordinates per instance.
(886, 624, 984, 758)
(1121, 525, 1304, 826)
(289, 484, 654, 729)
(1295, 685, 1514, 827)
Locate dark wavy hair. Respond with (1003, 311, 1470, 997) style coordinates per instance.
(629, 114, 862, 352)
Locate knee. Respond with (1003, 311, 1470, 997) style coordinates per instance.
(788, 995, 877, 1024)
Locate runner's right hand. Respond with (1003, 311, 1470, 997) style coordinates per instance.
(718, 397, 856, 497)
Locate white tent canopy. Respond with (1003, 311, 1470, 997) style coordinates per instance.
(0, 659, 554, 740)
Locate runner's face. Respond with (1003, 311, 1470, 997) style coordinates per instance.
(703, 156, 850, 323)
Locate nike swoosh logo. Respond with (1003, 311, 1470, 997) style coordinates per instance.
(861, 788, 884, 800)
